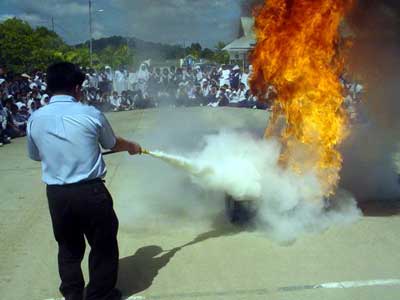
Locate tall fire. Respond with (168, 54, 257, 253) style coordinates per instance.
(250, 0, 354, 195)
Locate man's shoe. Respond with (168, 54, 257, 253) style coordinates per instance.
(65, 293, 83, 300)
(106, 289, 122, 300)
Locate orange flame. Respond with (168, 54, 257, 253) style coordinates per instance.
(250, 0, 354, 195)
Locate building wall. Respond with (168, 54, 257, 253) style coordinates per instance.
(228, 50, 251, 68)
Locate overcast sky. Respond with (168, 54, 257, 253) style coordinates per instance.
(0, 0, 244, 47)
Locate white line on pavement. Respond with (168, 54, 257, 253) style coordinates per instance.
(43, 296, 145, 300)
(125, 296, 146, 300)
(314, 279, 400, 289)
(43, 278, 400, 300)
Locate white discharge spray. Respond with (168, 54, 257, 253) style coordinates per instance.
(144, 130, 361, 242)
(146, 151, 214, 177)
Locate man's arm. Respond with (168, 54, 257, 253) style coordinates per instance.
(111, 137, 142, 155)
(98, 111, 142, 155)
(26, 120, 41, 161)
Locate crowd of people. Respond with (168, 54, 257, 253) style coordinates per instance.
(0, 67, 49, 146)
(81, 62, 268, 112)
(0, 62, 264, 147)
(0, 61, 364, 148)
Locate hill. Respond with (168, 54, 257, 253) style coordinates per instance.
(77, 36, 187, 62)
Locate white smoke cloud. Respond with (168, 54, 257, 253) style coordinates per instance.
(114, 126, 361, 244)
(187, 130, 361, 243)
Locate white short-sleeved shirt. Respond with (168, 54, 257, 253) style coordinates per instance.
(27, 95, 117, 185)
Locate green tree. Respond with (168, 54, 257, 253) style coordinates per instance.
(30, 26, 66, 69)
(188, 42, 202, 59)
(213, 42, 230, 64)
(97, 45, 134, 69)
(63, 47, 92, 67)
(200, 48, 214, 60)
(0, 18, 36, 73)
(0, 18, 67, 72)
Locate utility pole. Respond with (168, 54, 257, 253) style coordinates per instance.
(126, 37, 131, 66)
(89, 0, 93, 67)
(51, 17, 54, 32)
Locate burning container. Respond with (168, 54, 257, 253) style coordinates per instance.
(225, 194, 258, 225)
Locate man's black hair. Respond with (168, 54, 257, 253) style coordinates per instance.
(10, 103, 19, 113)
(5, 97, 14, 104)
(47, 62, 85, 94)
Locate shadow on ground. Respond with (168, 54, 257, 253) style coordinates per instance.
(117, 215, 243, 297)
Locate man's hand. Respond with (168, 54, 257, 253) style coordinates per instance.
(111, 137, 142, 155)
(127, 142, 142, 155)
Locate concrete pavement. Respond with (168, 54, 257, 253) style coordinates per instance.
(1, 107, 399, 300)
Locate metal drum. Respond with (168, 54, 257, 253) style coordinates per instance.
(225, 194, 258, 225)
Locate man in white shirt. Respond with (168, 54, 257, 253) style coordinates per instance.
(27, 62, 142, 300)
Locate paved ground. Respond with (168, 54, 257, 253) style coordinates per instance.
(1, 107, 400, 300)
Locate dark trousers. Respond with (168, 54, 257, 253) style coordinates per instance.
(47, 180, 119, 300)
(0, 127, 4, 143)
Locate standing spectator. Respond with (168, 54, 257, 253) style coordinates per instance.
(137, 63, 150, 95)
(88, 69, 99, 89)
(105, 66, 114, 93)
(194, 66, 203, 83)
(229, 65, 241, 90)
(210, 67, 220, 83)
(219, 65, 230, 87)
(98, 70, 109, 94)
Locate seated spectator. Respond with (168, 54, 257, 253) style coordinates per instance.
(4, 99, 24, 138)
(109, 91, 121, 111)
(201, 79, 210, 98)
(187, 84, 203, 107)
(95, 91, 111, 112)
(29, 100, 38, 115)
(206, 85, 218, 105)
(235, 83, 251, 108)
(218, 87, 230, 107)
(175, 82, 188, 107)
(10, 104, 27, 132)
(19, 104, 30, 120)
(135, 92, 155, 110)
(40, 94, 50, 107)
(120, 91, 133, 110)
(85, 88, 99, 106)
(0, 101, 11, 146)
